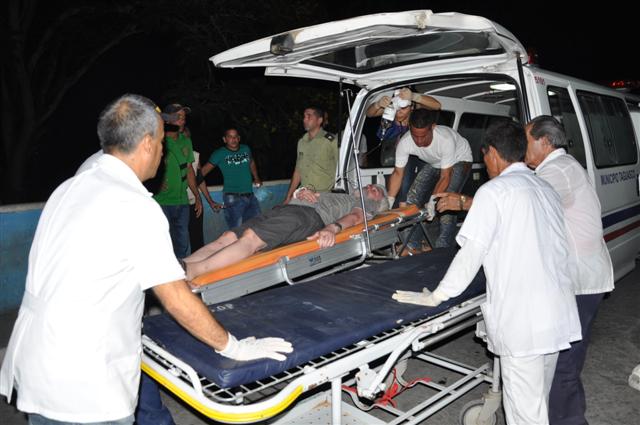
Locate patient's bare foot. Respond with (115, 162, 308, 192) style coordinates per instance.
(177, 258, 195, 281)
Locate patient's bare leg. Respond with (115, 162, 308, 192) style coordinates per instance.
(185, 231, 238, 263)
(185, 229, 267, 280)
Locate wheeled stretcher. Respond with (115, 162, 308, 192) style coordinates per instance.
(191, 205, 431, 304)
(142, 249, 498, 424)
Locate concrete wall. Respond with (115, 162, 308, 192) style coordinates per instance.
(0, 181, 289, 313)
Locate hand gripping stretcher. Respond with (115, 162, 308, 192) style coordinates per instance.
(142, 249, 501, 424)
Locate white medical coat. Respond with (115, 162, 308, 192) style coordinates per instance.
(395, 125, 472, 169)
(0, 154, 185, 422)
(536, 149, 614, 295)
(438, 163, 581, 357)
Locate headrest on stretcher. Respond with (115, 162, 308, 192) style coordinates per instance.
(191, 205, 421, 287)
(143, 248, 485, 389)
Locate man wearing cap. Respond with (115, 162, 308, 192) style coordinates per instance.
(284, 106, 338, 203)
(154, 103, 201, 258)
(201, 127, 262, 229)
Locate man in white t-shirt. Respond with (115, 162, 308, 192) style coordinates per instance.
(0, 94, 292, 425)
(387, 108, 472, 249)
(393, 120, 581, 424)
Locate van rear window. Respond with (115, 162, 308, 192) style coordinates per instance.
(306, 31, 505, 74)
(547, 86, 587, 168)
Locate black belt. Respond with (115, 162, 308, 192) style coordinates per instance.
(224, 192, 253, 197)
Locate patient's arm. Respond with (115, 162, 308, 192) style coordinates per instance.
(294, 187, 320, 203)
(307, 208, 364, 248)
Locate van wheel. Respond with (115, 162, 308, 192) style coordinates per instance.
(459, 399, 497, 425)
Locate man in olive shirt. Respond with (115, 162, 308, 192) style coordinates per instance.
(285, 107, 338, 203)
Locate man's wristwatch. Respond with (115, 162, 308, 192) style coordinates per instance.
(333, 222, 343, 232)
(459, 195, 467, 211)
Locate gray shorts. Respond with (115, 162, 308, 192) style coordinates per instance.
(231, 205, 325, 251)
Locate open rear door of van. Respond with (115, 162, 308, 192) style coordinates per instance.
(211, 10, 527, 88)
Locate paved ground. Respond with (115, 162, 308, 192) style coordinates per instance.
(2, 262, 639, 424)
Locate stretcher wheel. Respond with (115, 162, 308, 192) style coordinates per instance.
(459, 399, 497, 425)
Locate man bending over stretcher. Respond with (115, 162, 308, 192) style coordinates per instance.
(183, 184, 389, 280)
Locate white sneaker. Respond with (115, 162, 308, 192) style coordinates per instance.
(629, 364, 640, 391)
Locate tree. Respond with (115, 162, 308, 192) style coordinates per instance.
(156, 0, 341, 181)
(0, 0, 142, 203)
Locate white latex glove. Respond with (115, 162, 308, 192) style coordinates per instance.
(217, 333, 293, 361)
(398, 87, 422, 103)
(387, 196, 396, 209)
(392, 287, 449, 307)
(376, 96, 392, 109)
(425, 195, 437, 221)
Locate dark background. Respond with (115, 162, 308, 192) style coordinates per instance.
(1, 0, 637, 203)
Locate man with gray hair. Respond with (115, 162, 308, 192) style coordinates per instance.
(525, 115, 614, 425)
(184, 184, 389, 280)
(0, 94, 292, 425)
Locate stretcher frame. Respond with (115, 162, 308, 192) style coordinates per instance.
(193, 205, 431, 305)
(141, 293, 496, 424)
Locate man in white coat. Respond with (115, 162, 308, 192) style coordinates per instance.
(525, 115, 614, 425)
(393, 120, 581, 424)
(0, 94, 292, 425)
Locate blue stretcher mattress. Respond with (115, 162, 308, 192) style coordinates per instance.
(143, 248, 486, 389)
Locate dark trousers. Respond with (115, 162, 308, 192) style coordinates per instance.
(189, 204, 204, 252)
(135, 374, 175, 425)
(160, 204, 190, 258)
(549, 292, 605, 425)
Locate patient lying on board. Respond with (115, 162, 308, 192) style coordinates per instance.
(183, 184, 389, 280)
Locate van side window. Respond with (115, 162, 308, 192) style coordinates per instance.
(577, 91, 638, 168)
(437, 110, 455, 127)
(457, 113, 509, 162)
(547, 86, 587, 168)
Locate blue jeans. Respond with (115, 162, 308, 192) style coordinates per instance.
(160, 204, 190, 258)
(396, 156, 426, 206)
(135, 374, 175, 425)
(29, 414, 134, 425)
(223, 193, 261, 229)
(406, 161, 471, 248)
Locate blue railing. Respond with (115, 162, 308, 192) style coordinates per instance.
(0, 181, 289, 313)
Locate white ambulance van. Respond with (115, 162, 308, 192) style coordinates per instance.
(212, 10, 640, 280)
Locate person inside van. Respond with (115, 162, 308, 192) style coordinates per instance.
(386, 108, 472, 250)
(366, 88, 441, 206)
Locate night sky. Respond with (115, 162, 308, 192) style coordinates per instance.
(9, 1, 639, 202)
